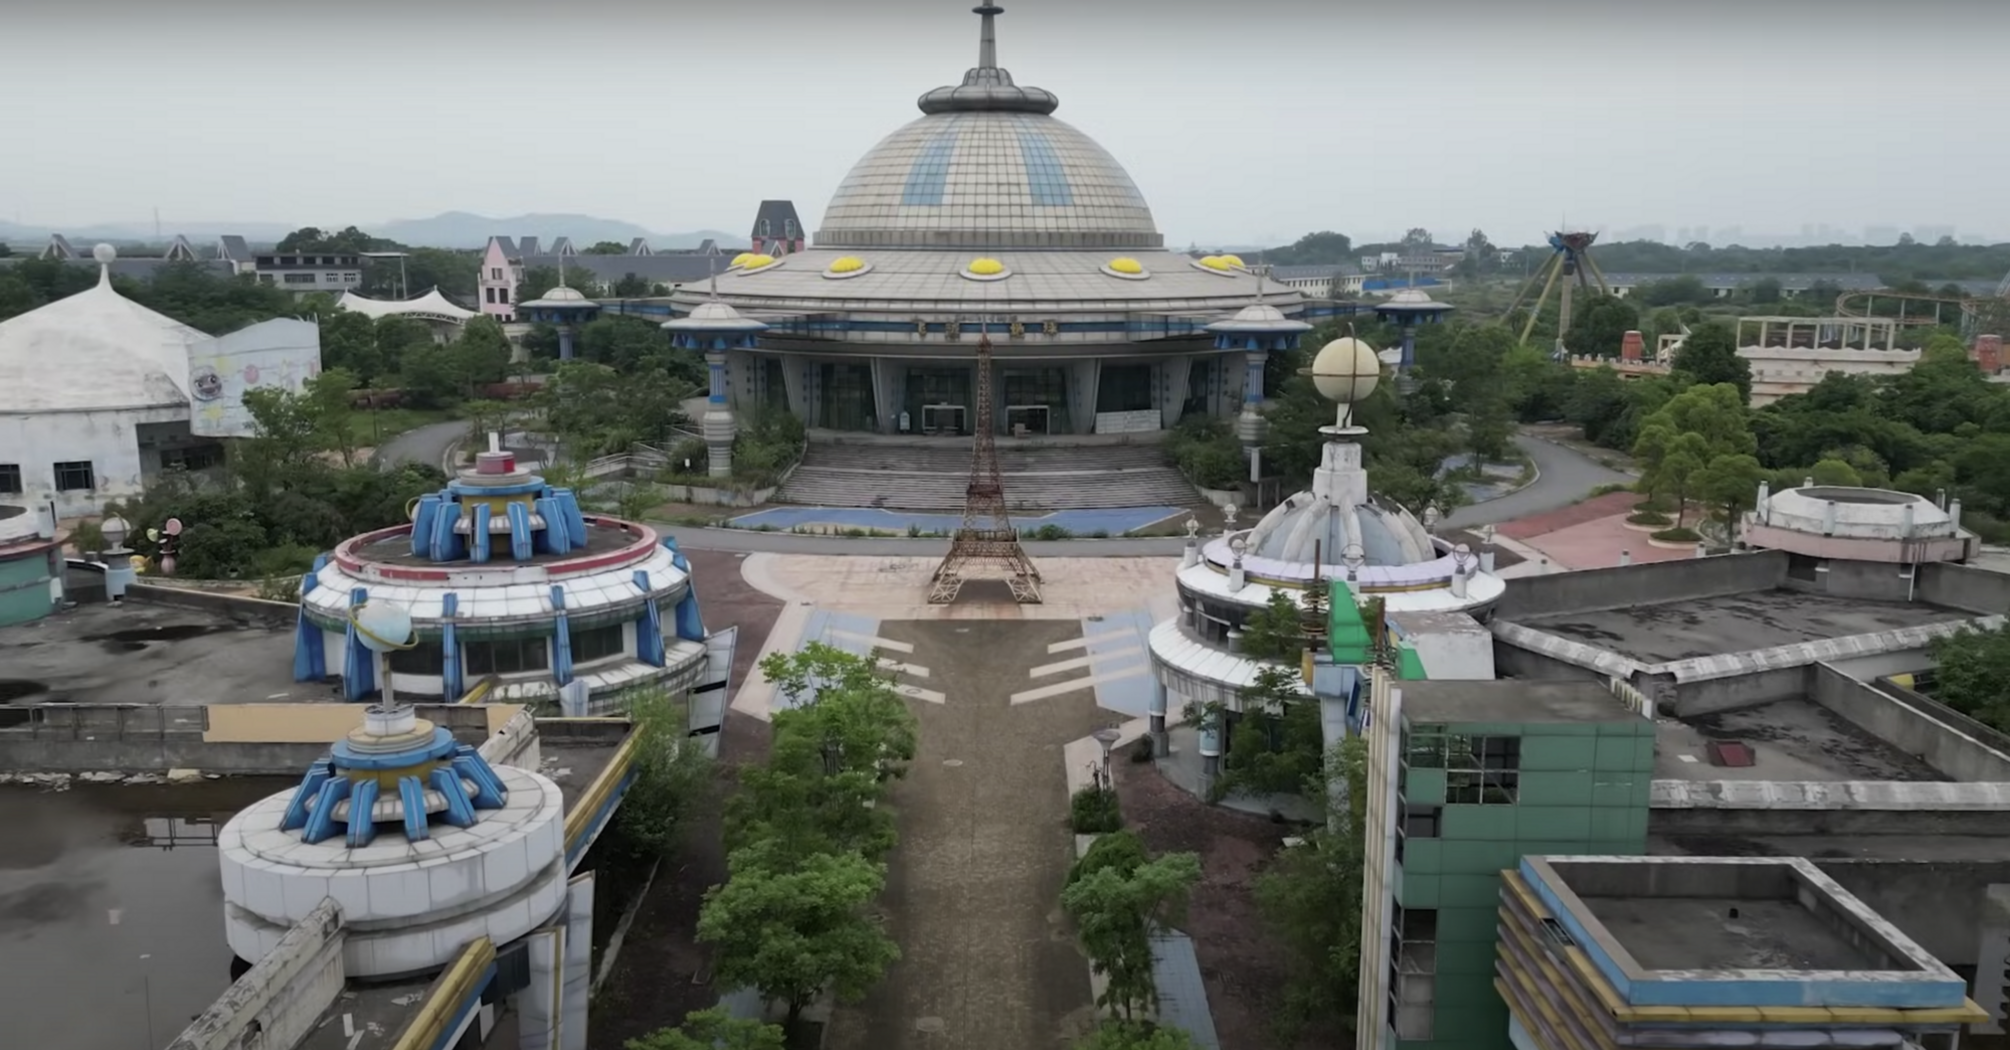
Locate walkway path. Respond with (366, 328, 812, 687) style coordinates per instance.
(821, 618, 1105, 1050)
(665, 430, 1630, 556)
(371, 419, 467, 473)
(1444, 433, 1632, 529)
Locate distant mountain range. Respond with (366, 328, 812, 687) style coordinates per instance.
(0, 212, 743, 252)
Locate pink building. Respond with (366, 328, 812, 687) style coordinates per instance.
(478, 237, 521, 322)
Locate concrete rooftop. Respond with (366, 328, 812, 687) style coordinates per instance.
(1580, 894, 1885, 972)
(1518, 589, 1968, 664)
(0, 600, 316, 708)
(1399, 679, 1641, 726)
(1653, 698, 1945, 783)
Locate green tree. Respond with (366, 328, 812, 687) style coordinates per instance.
(1062, 831, 1203, 1022)
(1930, 625, 2010, 731)
(1255, 736, 1368, 1041)
(1695, 453, 1767, 533)
(609, 686, 714, 863)
(1809, 458, 1863, 487)
(533, 361, 695, 456)
(1238, 590, 1309, 662)
(1563, 294, 1639, 357)
(626, 1008, 785, 1050)
(320, 309, 389, 386)
(696, 843, 901, 1032)
(1670, 322, 1752, 402)
(1073, 1020, 1202, 1050)
(1657, 435, 1707, 526)
(611, 273, 655, 298)
(586, 240, 629, 255)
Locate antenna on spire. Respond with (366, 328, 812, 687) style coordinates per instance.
(974, 2, 1003, 69)
(708, 256, 720, 301)
(1256, 268, 1267, 305)
(557, 254, 567, 289)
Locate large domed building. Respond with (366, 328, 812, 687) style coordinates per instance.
(658, 3, 1340, 438)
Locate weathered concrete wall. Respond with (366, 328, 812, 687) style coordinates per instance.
(1808, 664, 2010, 782)
(1652, 664, 1808, 720)
(1782, 559, 1915, 603)
(1920, 562, 2010, 615)
(123, 582, 297, 625)
(166, 899, 346, 1050)
(0, 703, 505, 774)
(1494, 550, 1785, 620)
(1813, 860, 2010, 967)
(1491, 640, 1609, 683)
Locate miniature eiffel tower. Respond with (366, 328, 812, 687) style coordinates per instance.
(928, 326, 1042, 604)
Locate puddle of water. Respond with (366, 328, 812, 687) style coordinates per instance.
(0, 778, 291, 1050)
(83, 624, 233, 645)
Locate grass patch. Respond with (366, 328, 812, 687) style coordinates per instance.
(1626, 511, 1671, 526)
(1651, 526, 1701, 543)
(346, 406, 457, 448)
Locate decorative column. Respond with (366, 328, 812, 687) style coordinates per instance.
(1148, 677, 1170, 758)
(1372, 285, 1453, 393)
(1206, 294, 1312, 484)
(662, 302, 768, 479)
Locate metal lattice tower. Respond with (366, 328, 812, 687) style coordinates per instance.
(928, 328, 1042, 604)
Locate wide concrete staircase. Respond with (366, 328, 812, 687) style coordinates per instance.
(777, 436, 1198, 511)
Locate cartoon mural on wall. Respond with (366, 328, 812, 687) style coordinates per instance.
(188, 318, 324, 438)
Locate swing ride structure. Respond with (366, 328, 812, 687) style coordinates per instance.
(1507, 231, 1612, 355)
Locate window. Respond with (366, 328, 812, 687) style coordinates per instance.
(0, 464, 18, 494)
(1390, 908, 1437, 1040)
(161, 445, 224, 472)
(1444, 734, 1520, 804)
(389, 643, 446, 675)
(1402, 804, 1441, 838)
(485, 287, 496, 304)
(497, 288, 509, 304)
(570, 623, 625, 664)
(53, 461, 94, 492)
(464, 637, 549, 676)
(491, 267, 503, 280)
(282, 272, 317, 285)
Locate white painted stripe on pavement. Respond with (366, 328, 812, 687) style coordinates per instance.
(1010, 665, 1149, 705)
(1029, 647, 1142, 679)
(828, 628, 914, 654)
(879, 659, 930, 678)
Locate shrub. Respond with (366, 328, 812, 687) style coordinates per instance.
(1625, 511, 1671, 526)
(1166, 416, 1245, 490)
(1651, 526, 1701, 543)
(1069, 785, 1123, 834)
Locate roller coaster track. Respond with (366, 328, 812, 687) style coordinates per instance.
(1834, 289, 2001, 329)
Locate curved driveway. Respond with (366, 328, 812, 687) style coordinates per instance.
(660, 432, 1630, 556)
(373, 420, 468, 474)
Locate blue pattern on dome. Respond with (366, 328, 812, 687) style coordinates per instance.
(1017, 130, 1073, 206)
(901, 128, 961, 206)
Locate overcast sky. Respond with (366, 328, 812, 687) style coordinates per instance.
(6, 0, 2002, 246)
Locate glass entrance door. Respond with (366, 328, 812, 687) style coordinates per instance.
(905, 367, 972, 435)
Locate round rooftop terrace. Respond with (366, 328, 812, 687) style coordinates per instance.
(1758, 485, 1961, 538)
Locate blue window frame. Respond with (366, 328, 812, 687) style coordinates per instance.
(901, 129, 961, 206)
(1018, 131, 1074, 206)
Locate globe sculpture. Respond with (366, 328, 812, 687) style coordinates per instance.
(1307, 336, 1383, 430)
(349, 600, 416, 652)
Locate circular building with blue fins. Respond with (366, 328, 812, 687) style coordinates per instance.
(218, 703, 568, 978)
(292, 436, 714, 720)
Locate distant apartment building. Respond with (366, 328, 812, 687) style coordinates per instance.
(251, 251, 364, 297)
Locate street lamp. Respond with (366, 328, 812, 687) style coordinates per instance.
(1092, 726, 1122, 786)
(100, 514, 129, 556)
(99, 515, 137, 600)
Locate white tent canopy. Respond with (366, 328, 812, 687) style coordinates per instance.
(335, 289, 477, 323)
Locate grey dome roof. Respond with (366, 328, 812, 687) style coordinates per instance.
(522, 285, 591, 308)
(814, 112, 1162, 251)
(1245, 491, 1436, 567)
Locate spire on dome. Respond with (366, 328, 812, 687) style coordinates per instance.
(92, 243, 116, 287)
(917, 0, 1060, 116)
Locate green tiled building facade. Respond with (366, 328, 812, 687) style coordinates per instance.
(1382, 684, 1656, 1050)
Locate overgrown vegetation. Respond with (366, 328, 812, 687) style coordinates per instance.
(100, 379, 445, 580)
(626, 1008, 784, 1050)
(1061, 830, 1203, 1023)
(1928, 624, 2010, 734)
(607, 687, 716, 864)
(1190, 667, 1325, 801)
(1070, 782, 1124, 834)
(1253, 736, 1370, 1043)
(695, 644, 914, 1043)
